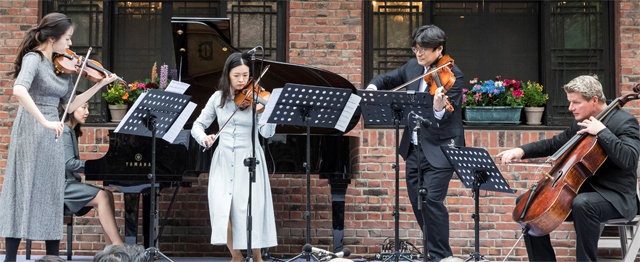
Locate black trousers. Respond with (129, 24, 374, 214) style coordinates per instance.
(520, 192, 627, 262)
(406, 144, 453, 261)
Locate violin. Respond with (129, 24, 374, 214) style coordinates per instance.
(234, 79, 270, 110)
(512, 83, 640, 236)
(389, 54, 456, 112)
(423, 54, 455, 112)
(53, 49, 124, 83)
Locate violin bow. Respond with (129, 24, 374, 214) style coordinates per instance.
(60, 47, 92, 124)
(57, 47, 92, 141)
(390, 61, 452, 92)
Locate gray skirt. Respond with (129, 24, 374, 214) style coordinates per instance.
(64, 180, 101, 216)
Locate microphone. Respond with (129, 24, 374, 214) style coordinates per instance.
(310, 246, 331, 256)
(411, 111, 432, 130)
(304, 244, 351, 258)
(334, 248, 351, 258)
(242, 46, 260, 59)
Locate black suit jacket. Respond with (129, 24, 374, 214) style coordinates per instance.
(521, 108, 640, 220)
(369, 58, 465, 168)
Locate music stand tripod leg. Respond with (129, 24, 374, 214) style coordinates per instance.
(381, 110, 414, 262)
(465, 170, 489, 262)
(285, 110, 320, 262)
(143, 114, 174, 262)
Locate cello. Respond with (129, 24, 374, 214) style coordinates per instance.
(512, 83, 640, 236)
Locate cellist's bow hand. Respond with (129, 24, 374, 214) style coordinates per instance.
(496, 148, 525, 165)
(577, 116, 606, 135)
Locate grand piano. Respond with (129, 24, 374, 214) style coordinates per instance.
(85, 17, 359, 251)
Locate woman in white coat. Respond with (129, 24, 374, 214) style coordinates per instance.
(191, 52, 277, 262)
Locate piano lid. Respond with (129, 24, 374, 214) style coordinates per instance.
(171, 17, 360, 134)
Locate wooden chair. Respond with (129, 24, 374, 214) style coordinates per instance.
(598, 184, 640, 262)
(26, 212, 74, 260)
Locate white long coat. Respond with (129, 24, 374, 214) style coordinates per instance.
(191, 91, 277, 249)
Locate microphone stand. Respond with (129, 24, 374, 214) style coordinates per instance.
(414, 118, 430, 262)
(244, 46, 263, 262)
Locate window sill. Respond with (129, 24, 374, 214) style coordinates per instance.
(83, 122, 120, 129)
(463, 124, 568, 131)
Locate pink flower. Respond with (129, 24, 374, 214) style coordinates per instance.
(513, 81, 521, 88)
(513, 89, 524, 98)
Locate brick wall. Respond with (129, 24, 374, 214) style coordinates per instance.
(1, 0, 639, 261)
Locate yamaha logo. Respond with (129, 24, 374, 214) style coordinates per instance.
(135, 153, 143, 161)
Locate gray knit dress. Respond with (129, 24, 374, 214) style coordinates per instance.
(0, 52, 73, 240)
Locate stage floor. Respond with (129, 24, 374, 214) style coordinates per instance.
(0, 255, 371, 262)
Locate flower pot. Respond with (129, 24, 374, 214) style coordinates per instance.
(108, 104, 128, 122)
(524, 106, 545, 125)
(464, 106, 523, 125)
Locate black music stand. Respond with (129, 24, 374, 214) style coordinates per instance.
(260, 83, 361, 262)
(115, 89, 196, 262)
(440, 146, 516, 262)
(358, 89, 431, 262)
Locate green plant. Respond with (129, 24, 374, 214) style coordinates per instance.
(102, 81, 129, 105)
(521, 81, 548, 107)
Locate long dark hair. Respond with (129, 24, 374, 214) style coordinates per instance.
(9, 12, 73, 79)
(58, 97, 83, 138)
(218, 52, 249, 108)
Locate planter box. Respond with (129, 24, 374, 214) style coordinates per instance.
(464, 106, 523, 125)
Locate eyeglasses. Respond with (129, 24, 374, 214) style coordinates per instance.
(411, 46, 428, 55)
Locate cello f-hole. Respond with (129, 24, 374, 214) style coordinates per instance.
(552, 170, 564, 187)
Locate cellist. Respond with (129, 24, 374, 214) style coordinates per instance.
(366, 24, 464, 261)
(498, 75, 640, 261)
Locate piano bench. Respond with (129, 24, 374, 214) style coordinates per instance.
(26, 213, 74, 260)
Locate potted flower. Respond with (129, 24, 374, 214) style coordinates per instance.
(462, 76, 525, 124)
(521, 81, 548, 125)
(102, 81, 130, 122)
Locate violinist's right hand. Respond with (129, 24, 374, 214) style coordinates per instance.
(496, 148, 525, 165)
(201, 134, 218, 148)
(43, 120, 64, 138)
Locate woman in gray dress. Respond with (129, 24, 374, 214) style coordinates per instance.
(0, 12, 118, 261)
(191, 53, 277, 262)
(62, 102, 123, 245)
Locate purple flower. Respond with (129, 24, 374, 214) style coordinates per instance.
(159, 64, 169, 89)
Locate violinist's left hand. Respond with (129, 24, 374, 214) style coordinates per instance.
(97, 74, 119, 88)
(433, 87, 445, 111)
(577, 116, 606, 135)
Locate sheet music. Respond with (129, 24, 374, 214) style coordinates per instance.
(259, 88, 282, 125)
(115, 92, 147, 133)
(335, 93, 361, 132)
(163, 101, 196, 143)
(165, 80, 190, 94)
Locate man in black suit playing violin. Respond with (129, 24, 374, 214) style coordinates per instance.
(498, 75, 640, 261)
(366, 24, 464, 261)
